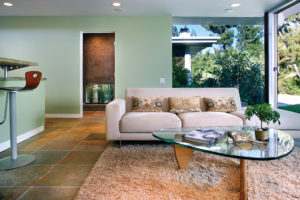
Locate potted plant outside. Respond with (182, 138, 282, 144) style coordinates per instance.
(245, 103, 281, 141)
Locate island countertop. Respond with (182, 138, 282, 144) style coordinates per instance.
(0, 77, 47, 81)
(0, 57, 39, 78)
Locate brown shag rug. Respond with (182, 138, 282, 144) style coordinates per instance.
(75, 144, 300, 200)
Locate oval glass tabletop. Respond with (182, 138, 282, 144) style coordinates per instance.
(152, 126, 294, 160)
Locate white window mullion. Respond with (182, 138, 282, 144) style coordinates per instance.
(268, 12, 278, 108)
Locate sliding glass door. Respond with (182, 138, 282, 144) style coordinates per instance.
(266, 1, 299, 113)
(277, 11, 300, 113)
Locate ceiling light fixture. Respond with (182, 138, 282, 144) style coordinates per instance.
(225, 8, 233, 13)
(112, 2, 121, 7)
(231, 3, 240, 8)
(3, 2, 13, 6)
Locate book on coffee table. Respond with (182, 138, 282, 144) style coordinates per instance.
(182, 128, 226, 145)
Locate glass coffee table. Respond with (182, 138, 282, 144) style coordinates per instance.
(153, 126, 294, 200)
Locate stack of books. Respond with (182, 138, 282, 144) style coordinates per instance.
(182, 128, 226, 145)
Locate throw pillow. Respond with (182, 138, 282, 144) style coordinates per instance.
(203, 96, 237, 112)
(169, 96, 201, 114)
(131, 96, 163, 112)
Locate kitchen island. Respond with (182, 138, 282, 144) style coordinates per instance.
(0, 57, 45, 152)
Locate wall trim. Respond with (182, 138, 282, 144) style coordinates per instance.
(0, 126, 44, 152)
(45, 114, 82, 118)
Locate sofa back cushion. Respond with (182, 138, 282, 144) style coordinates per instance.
(169, 96, 201, 113)
(131, 96, 163, 112)
(125, 88, 242, 112)
(203, 96, 237, 112)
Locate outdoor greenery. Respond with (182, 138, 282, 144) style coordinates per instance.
(279, 104, 300, 114)
(278, 14, 300, 95)
(86, 84, 114, 104)
(173, 24, 265, 105)
(172, 57, 189, 87)
(245, 103, 281, 130)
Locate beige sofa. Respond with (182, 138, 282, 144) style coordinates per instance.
(106, 88, 300, 141)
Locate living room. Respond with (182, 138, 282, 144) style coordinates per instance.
(0, 0, 299, 199)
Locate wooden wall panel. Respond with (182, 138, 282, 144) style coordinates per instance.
(83, 33, 115, 84)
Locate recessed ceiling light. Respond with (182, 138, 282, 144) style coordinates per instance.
(112, 2, 121, 7)
(3, 2, 13, 7)
(225, 8, 233, 13)
(231, 3, 240, 8)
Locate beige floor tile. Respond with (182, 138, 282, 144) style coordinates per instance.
(55, 131, 91, 141)
(59, 151, 102, 165)
(32, 151, 69, 165)
(45, 119, 81, 128)
(39, 139, 81, 151)
(20, 187, 79, 200)
(83, 111, 105, 118)
(0, 186, 29, 200)
(67, 126, 96, 134)
(17, 128, 58, 149)
(19, 139, 51, 151)
(20, 128, 68, 151)
(36, 164, 94, 186)
(0, 165, 51, 186)
(92, 125, 106, 133)
(84, 133, 106, 140)
(77, 121, 103, 127)
(0, 150, 33, 159)
(74, 140, 109, 151)
(0, 150, 11, 158)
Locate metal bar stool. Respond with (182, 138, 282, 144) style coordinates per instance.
(0, 71, 42, 170)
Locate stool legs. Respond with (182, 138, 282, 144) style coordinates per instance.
(10, 92, 17, 160)
(0, 91, 35, 170)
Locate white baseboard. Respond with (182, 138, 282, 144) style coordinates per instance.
(0, 126, 44, 152)
(45, 114, 82, 118)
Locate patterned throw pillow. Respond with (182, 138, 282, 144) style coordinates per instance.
(169, 96, 201, 114)
(131, 96, 163, 112)
(203, 96, 237, 112)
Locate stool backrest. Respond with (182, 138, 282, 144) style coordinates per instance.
(23, 71, 42, 90)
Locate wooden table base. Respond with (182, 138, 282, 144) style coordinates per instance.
(173, 144, 248, 200)
(240, 159, 248, 200)
(173, 144, 194, 169)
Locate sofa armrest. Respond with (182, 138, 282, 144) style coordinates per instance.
(106, 99, 126, 140)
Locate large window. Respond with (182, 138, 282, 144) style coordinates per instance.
(172, 22, 265, 106)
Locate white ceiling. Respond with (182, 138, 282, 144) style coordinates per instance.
(0, 0, 286, 17)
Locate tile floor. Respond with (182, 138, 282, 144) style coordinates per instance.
(0, 111, 109, 200)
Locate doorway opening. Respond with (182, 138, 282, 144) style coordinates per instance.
(82, 32, 115, 111)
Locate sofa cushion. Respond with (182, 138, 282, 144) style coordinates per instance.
(203, 96, 237, 112)
(178, 112, 243, 128)
(169, 96, 201, 113)
(131, 96, 163, 112)
(120, 112, 181, 133)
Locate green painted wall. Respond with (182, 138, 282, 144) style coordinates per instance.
(0, 16, 172, 114)
(0, 80, 45, 144)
